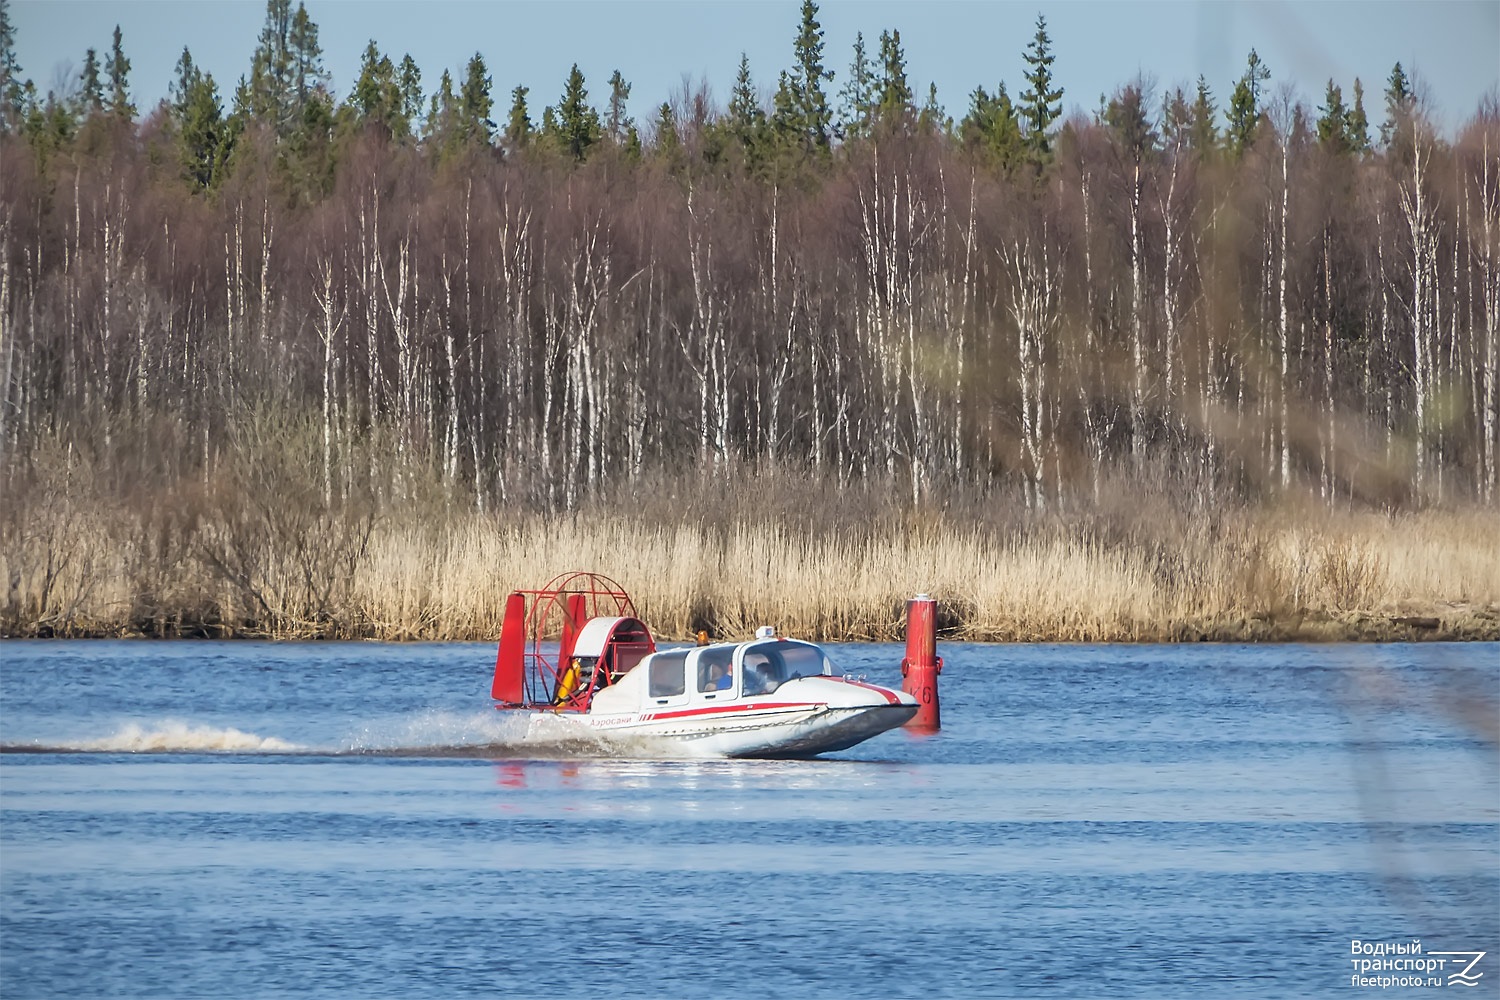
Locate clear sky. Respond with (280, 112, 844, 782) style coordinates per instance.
(11, 0, 1500, 138)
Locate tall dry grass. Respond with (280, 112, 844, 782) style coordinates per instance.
(4, 480, 1498, 641)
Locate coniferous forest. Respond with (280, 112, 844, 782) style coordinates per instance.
(1, 0, 1497, 640)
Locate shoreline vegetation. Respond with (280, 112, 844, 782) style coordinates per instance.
(3, 3, 1498, 645)
(3, 455, 1497, 643)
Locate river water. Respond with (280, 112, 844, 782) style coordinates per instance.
(1, 640, 1496, 999)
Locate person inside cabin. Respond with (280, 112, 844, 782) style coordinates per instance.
(698, 649, 735, 693)
(742, 652, 784, 696)
(742, 655, 766, 695)
(703, 663, 733, 691)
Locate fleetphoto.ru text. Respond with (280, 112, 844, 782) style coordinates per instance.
(1350, 940, 1487, 989)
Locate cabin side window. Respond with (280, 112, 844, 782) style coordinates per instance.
(696, 648, 736, 692)
(648, 651, 688, 698)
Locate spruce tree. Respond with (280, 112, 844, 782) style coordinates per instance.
(286, 84, 335, 200)
(230, 74, 252, 131)
(1189, 75, 1218, 156)
(398, 55, 422, 133)
(19, 79, 45, 145)
(727, 53, 764, 139)
(789, 0, 832, 152)
(553, 63, 600, 161)
(960, 83, 1024, 173)
(1316, 79, 1350, 155)
(1105, 84, 1155, 158)
(1346, 79, 1370, 154)
(1019, 15, 1063, 167)
(918, 82, 945, 134)
(1289, 102, 1312, 152)
(289, 4, 326, 118)
(654, 101, 680, 163)
(505, 84, 531, 150)
(1226, 48, 1269, 157)
(352, 41, 402, 137)
(458, 52, 494, 146)
(770, 69, 799, 151)
(1161, 86, 1192, 147)
(1380, 62, 1412, 146)
(837, 32, 874, 141)
(79, 48, 103, 114)
(29, 87, 76, 156)
(171, 47, 229, 190)
(726, 52, 767, 162)
(0, 0, 22, 133)
(169, 46, 197, 114)
(876, 29, 912, 130)
(424, 69, 456, 145)
(606, 69, 631, 143)
(248, 0, 294, 133)
(106, 24, 133, 120)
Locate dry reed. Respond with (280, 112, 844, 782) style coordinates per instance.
(4, 491, 1497, 642)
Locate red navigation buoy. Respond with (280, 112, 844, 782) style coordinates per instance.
(900, 594, 942, 729)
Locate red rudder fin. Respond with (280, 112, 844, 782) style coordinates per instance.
(492, 592, 528, 703)
(559, 593, 587, 664)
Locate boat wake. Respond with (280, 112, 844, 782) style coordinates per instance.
(0, 711, 706, 759)
(338, 709, 695, 759)
(1, 720, 302, 754)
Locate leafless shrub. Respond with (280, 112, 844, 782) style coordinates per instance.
(1319, 538, 1386, 612)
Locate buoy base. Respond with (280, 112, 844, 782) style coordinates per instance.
(901, 659, 941, 729)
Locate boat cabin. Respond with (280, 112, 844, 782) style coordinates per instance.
(589, 639, 838, 714)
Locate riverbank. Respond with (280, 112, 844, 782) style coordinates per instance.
(4, 489, 1497, 642)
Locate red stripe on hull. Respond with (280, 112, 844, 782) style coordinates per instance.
(643, 702, 820, 722)
(837, 679, 902, 705)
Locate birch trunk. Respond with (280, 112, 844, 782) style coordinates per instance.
(1479, 131, 1500, 503)
(0, 213, 11, 472)
(313, 260, 343, 507)
(1129, 156, 1145, 465)
(1278, 135, 1291, 488)
(1398, 129, 1434, 497)
(1003, 231, 1061, 511)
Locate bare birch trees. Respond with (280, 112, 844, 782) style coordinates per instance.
(0, 87, 1497, 521)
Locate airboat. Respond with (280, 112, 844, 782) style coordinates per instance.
(490, 573, 922, 758)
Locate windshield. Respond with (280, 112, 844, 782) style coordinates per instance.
(738, 641, 834, 697)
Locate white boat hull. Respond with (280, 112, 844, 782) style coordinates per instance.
(576, 700, 918, 758)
